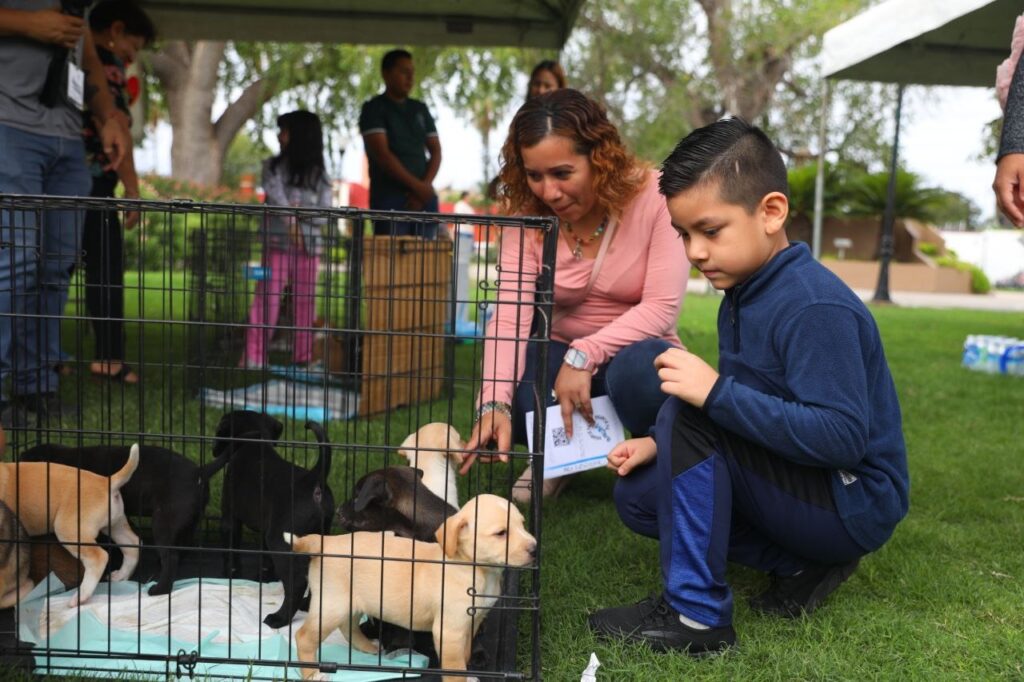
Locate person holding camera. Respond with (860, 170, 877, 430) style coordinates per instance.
(0, 0, 131, 426)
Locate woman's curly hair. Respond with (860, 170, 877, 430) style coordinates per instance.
(497, 89, 647, 220)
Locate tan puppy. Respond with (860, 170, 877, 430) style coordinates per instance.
(0, 444, 141, 607)
(397, 423, 466, 510)
(286, 494, 536, 681)
(0, 500, 32, 609)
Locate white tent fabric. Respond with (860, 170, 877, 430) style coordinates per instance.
(822, 0, 1020, 86)
(138, 0, 585, 48)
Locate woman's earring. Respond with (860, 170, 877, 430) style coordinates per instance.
(108, 41, 115, 48)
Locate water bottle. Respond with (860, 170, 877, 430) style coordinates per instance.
(962, 335, 981, 371)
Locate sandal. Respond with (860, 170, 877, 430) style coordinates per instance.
(511, 465, 573, 504)
(90, 362, 139, 385)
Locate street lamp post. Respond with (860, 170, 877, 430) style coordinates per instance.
(872, 83, 905, 304)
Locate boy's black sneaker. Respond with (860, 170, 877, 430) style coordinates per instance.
(748, 558, 860, 618)
(588, 593, 736, 656)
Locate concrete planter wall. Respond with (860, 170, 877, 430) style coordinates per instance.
(823, 260, 972, 294)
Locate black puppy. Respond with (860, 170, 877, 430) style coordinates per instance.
(19, 442, 228, 596)
(336, 467, 456, 542)
(216, 411, 334, 629)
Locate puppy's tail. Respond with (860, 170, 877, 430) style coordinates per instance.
(196, 451, 230, 482)
(110, 443, 141, 490)
(283, 532, 322, 555)
(304, 420, 332, 479)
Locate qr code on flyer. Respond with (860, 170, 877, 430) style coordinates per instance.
(551, 427, 570, 447)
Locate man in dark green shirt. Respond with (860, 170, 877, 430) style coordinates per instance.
(359, 49, 442, 238)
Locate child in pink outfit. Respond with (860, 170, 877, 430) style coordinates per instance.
(242, 111, 333, 368)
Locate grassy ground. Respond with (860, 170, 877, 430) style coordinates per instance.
(538, 295, 1024, 680)
(11, 286, 1024, 680)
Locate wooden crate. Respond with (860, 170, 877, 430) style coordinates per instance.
(359, 236, 452, 415)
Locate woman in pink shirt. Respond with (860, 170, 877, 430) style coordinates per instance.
(462, 89, 686, 501)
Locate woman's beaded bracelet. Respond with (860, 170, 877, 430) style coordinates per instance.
(478, 401, 512, 420)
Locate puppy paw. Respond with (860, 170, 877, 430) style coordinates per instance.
(147, 582, 172, 596)
(67, 594, 80, 609)
(109, 568, 131, 582)
(263, 612, 291, 629)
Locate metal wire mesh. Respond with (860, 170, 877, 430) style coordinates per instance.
(0, 194, 557, 681)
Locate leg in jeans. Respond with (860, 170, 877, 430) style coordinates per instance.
(289, 247, 319, 365)
(604, 338, 674, 436)
(244, 246, 293, 365)
(615, 397, 866, 627)
(0, 126, 88, 400)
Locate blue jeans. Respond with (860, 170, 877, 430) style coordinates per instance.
(0, 124, 89, 398)
(370, 193, 440, 238)
(511, 337, 674, 445)
(613, 398, 866, 627)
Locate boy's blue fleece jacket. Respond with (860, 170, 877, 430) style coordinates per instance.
(704, 242, 909, 551)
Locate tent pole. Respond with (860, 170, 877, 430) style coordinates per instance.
(812, 77, 830, 260)
(872, 83, 905, 304)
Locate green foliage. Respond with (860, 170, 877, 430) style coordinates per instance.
(844, 169, 948, 223)
(126, 174, 261, 271)
(564, 0, 880, 165)
(927, 189, 983, 230)
(221, 134, 271, 190)
(935, 255, 992, 294)
(787, 161, 861, 219)
(917, 242, 939, 256)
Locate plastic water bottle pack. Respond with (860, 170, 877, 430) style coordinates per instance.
(962, 335, 1024, 376)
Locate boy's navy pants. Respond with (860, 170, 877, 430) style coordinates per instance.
(613, 397, 866, 627)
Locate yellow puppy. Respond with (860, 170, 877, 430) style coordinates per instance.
(397, 423, 466, 510)
(0, 444, 141, 607)
(286, 494, 536, 681)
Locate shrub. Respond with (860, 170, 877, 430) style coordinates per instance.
(935, 255, 991, 294)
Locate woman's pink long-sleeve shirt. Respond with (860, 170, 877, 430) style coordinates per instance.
(477, 173, 687, 407)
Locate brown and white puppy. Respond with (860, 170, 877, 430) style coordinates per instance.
(0, 444, 141, 607)
(0, 500, 32, 609)
(397, 423, 466, 510)
(286, 494, 536, 682)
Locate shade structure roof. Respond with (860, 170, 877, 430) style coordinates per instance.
(138, 0, 585, 48)
(822, 0, 1020, 86)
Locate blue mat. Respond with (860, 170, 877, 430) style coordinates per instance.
(18, 576, 427, 680)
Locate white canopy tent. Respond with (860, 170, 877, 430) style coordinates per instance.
(138, 0, 585, 48)
(815, 0, 1019, 301)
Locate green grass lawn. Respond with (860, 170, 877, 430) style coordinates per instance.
(17, 288, 1024, 679)
(538, 295, 1024, 680)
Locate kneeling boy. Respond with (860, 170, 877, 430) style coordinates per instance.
(588, 118, 909, 655)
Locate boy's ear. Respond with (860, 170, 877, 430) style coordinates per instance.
(760, 191, 789, 236)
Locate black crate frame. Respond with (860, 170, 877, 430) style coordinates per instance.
(0, 194, 558, 681)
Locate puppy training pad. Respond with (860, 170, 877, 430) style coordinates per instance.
(18, 576, 426, 680)
(200, 379, 359, 421)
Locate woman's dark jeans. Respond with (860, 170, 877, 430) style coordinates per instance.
(511, 337, 674, 445)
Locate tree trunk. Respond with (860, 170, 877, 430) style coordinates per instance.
(150, 40, 272, 187)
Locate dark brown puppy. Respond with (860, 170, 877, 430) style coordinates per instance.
(336, 467, 456, 543)
(216, 412, 334, 629)
(19, 443, 229, 596)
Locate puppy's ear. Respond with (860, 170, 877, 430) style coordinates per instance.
(435, 513, 467, 559)
(353, 475, 389, 512)
(447, 447, 466, 466)
(262, 414, 284, 441)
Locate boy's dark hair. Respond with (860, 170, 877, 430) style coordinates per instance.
(659, 117, 788, 212)
(89, 0, 157, 45)
(381, 49, 413, 72)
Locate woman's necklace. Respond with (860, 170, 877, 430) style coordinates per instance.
(565, 215, 609, 260)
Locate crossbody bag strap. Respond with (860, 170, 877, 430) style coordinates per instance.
(551, 216, 618, 327)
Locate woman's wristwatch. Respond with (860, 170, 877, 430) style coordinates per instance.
(563, 347, 596, 372)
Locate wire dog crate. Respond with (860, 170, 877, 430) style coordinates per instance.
(0, 194, 557, 681)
